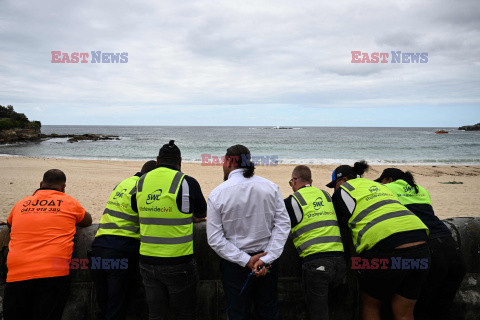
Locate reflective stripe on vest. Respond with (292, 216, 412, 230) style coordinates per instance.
(103, 208, 139, 223)
(141, 234, 193, 245)
(341, 178, 428, 253)
(96, 175, 141, 239)
(297, 236, 343, 254)
(136, 167, 192, 258)
(354, 210, 414, 250)
(342, 182, 355, 191)
(139, 217, 192, 225)
(349, 199, 401, 228)
(321, 190, 332, 202)
(129, 186, 137, 195)
(137, 174, 146, 192)
(292, 220, 339, 239)
(293, 191, 307, 206)
(169, 172, 184, 194)
(99, 223, 140, 233)
(291, 187, 344, 257)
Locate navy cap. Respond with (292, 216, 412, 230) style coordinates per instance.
(326, 165, 354, 188)
(374, 168, 404, 183)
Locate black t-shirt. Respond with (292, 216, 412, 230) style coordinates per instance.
(404, 203, 451, 239)
(284, 195, 304, 229)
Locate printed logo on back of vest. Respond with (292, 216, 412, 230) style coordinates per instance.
(113, 189, 127, 200)
(146, 189, 163, 205)
(313, 197, 324, 210)
(369, 186, 379, 193)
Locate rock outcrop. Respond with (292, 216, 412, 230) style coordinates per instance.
(458, 123, 480, 131)
(40, 133, 120, 143)
(0, 127, 41, 143)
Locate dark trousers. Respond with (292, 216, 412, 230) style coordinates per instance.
(221, 259, 279, 320)
(90, 247, 141, 320)
(302, 256, 346, 320)
(415, 236, 467, 320)
(3, 275, 70, 320)
(139, 260, 199, 320)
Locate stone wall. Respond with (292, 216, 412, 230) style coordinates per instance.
(0, 217, 479, 319)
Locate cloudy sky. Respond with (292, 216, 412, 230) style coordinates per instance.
(0, 0, 479, 126)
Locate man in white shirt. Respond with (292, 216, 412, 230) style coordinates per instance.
(207, 144, 291, 320)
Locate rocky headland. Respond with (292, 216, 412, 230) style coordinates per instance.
(0, 105, 119, 144)
(458, 123, 480, 131)
(0, 105, 41, 143)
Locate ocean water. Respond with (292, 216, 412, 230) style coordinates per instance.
(1, 126, 479, 165)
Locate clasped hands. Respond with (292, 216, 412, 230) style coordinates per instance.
(246, 252, 270, 277)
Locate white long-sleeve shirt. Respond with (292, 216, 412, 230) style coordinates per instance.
(207, 169, 291, 267)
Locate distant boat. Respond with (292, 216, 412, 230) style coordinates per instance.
(435, 130, 449, 134)
(272, 126, 293, 129)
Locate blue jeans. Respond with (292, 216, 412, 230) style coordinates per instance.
(302, 256, 346, 320)
(139, 260, 199, 320)
(221, 259, 279, 320)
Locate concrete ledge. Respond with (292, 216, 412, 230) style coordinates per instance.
(0, 217, 479, 319)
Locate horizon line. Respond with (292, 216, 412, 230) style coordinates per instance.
(41, 124, 465, 128)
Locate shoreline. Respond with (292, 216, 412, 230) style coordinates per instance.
(1, 156, 479, 222)
(1, 154, 479, 166)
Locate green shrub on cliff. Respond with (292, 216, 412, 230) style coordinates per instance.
(0, 105, 41, 130)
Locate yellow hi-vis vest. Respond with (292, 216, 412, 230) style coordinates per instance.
(136, 167, 192, 258)
(340, 178, 428, 254)
(291, 187, 344, 258)
(96, 175, 140, 239)
(384, 179, 433, 206)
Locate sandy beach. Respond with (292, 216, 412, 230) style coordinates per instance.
(1, 156, 479, 222)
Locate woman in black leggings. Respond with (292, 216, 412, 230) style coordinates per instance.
(376, 168, 466, 320)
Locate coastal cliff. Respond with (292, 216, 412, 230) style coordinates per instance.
(0, 105, 41, 144)
(458, 123, 480, 131)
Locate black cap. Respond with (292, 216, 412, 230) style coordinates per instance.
(158, 140, 181, 163)
(374, 168, 404, 183)
(326, 165, 354, 188)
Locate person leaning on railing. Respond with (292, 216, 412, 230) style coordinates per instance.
(284, 165, 346, 320)
(3, 169, 92, 320)
(134, 140, 207, 320)
(326, 161, 430, 320)
(375, 168, 466, 320)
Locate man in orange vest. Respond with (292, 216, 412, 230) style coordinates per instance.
(3, 169, 92, 320)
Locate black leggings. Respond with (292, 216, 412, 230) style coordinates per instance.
(415, 236, 467, 320)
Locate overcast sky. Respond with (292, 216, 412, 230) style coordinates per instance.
(0, 0, 479, 126)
